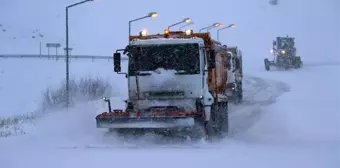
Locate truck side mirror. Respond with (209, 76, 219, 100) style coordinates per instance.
(113, 52, 121, 72)
(208, 50, 216, 69)
(273, 40, 277, 46)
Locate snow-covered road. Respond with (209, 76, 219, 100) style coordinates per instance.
(1, 0, 339, 166)
(0, 75, 288, 145)
(2, 63, 339, 168)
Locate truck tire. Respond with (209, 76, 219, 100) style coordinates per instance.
(211, 102, 229, 138)
(293, 56, 302, 68)
(284, 64, 290, 70)
(189, 120, 207, 141)
(283, 59, 290, 69)
(236, 82, 243, 104)
(191, 101, 210, 141)
(264, 58, 270, 71)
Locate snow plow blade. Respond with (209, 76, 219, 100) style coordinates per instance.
(96, 117, 195, 128)
(95, 109, 199, 129)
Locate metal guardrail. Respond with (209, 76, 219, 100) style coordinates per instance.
(0, 54, 128, 60)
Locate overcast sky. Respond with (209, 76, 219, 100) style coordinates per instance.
(0, 0, 339, 63)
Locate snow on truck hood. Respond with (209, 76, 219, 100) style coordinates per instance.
(129, 68, 202, 98)
(142, 68, 178, 87)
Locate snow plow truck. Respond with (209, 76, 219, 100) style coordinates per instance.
(264, 36, 303, 70)
(95, 29, 243, 140)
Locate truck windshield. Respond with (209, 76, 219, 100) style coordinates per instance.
(126, 43, 200, 76)
(278, 38, 294, 49)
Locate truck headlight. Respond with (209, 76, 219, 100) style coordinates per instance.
(280, 50, 286, 54)
(185, 29, 193, 35)
(139, 29, 148, 36)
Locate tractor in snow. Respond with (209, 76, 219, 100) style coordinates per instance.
(264, 36, 303, 70)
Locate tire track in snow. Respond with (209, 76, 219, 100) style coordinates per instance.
(228, 75, 290, 137)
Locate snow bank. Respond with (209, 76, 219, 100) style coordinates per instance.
(237, 65, 340, 149)
(0, 58, 127, 117)
(0, 58, 128, 137)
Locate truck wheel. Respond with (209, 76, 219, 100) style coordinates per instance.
(212, 102, 229, 138)
(283, 61, 290, 69)
(189, 102, 209, 141)
(236, 82, 243, 104)
(294, 56, 302, 68)
(284, 65, 289, 70)
(233, 89, 242, 104)
(264, 58, 270, 71)
(188, 120, 207, 141)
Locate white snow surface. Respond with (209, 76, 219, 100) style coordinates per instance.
(1, 62, 339, 168)
(1, 0, 339, 167)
